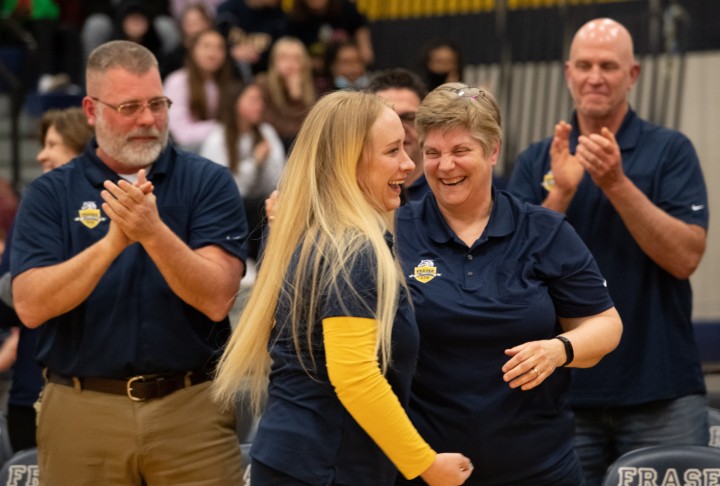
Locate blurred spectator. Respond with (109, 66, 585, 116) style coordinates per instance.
(161, 2, 215, 78)
(0, 107, 93, 453)
(36, 106, 95, 171)
(200, 83, 284, 261)
(321, 40, 369, 93)
(216, 0, 288, 82)
(0, 180, 18, 237)
(112, 1, 166, 61)
(417, 39, 463, 91)
(255, 36, 316, 152)
(1, 0, 83, 91)
(170, 0, 223, 20)
(164, 28, 239, 151)
(82, 0, 180, 64)
(287, 0, 372, 84)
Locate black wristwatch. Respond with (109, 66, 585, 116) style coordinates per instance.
(555, 335, 574, 367)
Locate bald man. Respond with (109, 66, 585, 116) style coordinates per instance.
(508, 18, 709, 485)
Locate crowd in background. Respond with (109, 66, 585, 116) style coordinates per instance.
(0, 0, 465, 253)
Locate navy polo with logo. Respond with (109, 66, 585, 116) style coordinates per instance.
(395, 189, 614, 484)
(251, 236, 419, 485)
(10, 140, 248, 378)
(508, 109, 708, 407)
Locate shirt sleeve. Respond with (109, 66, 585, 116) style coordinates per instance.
(506, 142, 549, 205)
(323, 316, 436, 480)
(537, 219, 614, 318)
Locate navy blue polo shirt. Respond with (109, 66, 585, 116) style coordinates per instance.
(251, 236, 418, 485)
(403, 174, 430, 203)
(395, 190, 613, 484)
(10, 140, 248, 378)
(508, 109, 708, 407)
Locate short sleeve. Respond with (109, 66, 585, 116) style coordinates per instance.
(537, 219, 614, 318)
(320, 245, 377, 320)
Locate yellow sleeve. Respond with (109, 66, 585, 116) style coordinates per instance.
(322, 316, 436, 480)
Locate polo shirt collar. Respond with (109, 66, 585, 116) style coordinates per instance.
(569, 108, 640, 152)
(424, 187, 515, 246)
(81, 138, 174, 187)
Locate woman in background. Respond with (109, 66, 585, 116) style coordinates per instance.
(256, 36, 317, 152)
(200, 83, 285, 262)
(161, 3, 215, 78)
(164, 28, 237, 151)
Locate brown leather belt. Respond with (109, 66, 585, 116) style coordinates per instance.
(45, 369, 212, 402)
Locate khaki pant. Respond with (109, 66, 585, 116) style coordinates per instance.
(37, 381, 243, 486)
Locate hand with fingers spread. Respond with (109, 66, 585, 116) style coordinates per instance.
(101, 169, 160, 245)
(502, 339, 566, 391)
(549, 121, 585, 194)
(576, 127, 626, 191)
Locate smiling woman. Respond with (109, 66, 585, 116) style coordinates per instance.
(395, 82, 622, 485)
(37, 107, 94, 173)
(213, 90, 473, 486)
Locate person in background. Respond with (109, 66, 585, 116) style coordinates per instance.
(200, 82, 285, 262)
(287, 0, 373, 83)
(215, 0, 288, 82)
(82, 0, 180, 67)
(395, 83, 622, 485)
(507, 18, 709, 485)
(170, 0, 223, 20)
(111, 1, 166, 63)
(213, 90, 473, 486)
(255, 36, 317, 152)
(11, 40, 247, 484)
(160, 3, 215, 79)
(164, 28, 238, 151)
(1, 0, 83, 92)
(0, 107, 94, 453)
(417, 39, 463, 91)
(367, 68, 428, 203)
(36, 107, 95, 171)
(321, 39, 369, 94)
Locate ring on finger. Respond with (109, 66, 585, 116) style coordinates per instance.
(531, 367, 540, 377)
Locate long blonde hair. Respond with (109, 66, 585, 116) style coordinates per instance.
(213, 91, 403, 415)
(266, 36, 316, 112)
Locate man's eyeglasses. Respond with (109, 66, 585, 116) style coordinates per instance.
(438, 86, 485, 100)
(91, 97, 173, 117)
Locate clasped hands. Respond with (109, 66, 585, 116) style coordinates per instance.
(550, 121, 626, 195)
(100, 169, 159, 249)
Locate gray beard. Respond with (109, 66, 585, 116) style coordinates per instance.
(95, 114, 169, 169)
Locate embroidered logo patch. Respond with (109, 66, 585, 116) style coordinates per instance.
(409, 259, 441, 284)
(541, 170, 555, 191)
(74, 201, 106, 229)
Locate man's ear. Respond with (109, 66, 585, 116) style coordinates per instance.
(82, 96, 97, 126)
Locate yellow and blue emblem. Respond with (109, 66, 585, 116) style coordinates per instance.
(74, 201, 106, 229)
(409, 259, 441, 284)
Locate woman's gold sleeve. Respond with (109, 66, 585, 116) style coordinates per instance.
(322, 316, 436, 479)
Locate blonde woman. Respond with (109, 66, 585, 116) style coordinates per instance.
(213, 91, 472, 485)
(256, 36, 317, 151)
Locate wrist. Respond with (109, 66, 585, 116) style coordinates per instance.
(555, 335, 574, 367)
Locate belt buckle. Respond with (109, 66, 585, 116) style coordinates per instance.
(126, 375, 147, 402)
